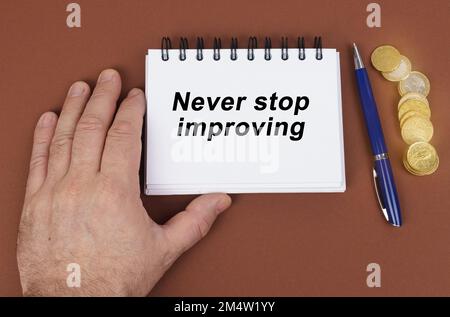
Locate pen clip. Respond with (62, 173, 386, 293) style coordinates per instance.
(372, 168, 389, 221)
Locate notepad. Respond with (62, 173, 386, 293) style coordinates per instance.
(145, 39, 345, 195)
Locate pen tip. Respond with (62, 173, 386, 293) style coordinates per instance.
(352, 43, 364, 69)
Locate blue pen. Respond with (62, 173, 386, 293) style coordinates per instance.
(352, 43, 402, 227)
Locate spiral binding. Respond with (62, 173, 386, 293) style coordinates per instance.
(161, 36, 323, 61)
(264, 37, 271, 61)
(179, 37, 188, 61)
(196, 37, 204, 61)
(247, 37, 257, 60)
(213, 37, 221, 61)
(281, 37, 289, 60)
(230, 38, 238, 60)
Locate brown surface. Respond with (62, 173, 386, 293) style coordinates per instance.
(0, 0, 449, 296)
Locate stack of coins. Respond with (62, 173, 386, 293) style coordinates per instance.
(370, 45, 439, 176)
(403, 142, 439, 176)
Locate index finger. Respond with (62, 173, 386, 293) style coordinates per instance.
(100, 88, 145, 185)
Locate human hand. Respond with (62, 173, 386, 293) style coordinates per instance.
(17, 69, 232, 296)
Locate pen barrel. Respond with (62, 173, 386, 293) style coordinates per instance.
(374, 158, 402, 226)
(355, 68, 388, 155)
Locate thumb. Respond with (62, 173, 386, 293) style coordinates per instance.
(163, 193, 232, 257)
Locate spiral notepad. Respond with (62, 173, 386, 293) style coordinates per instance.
(145, 36, 345, 195)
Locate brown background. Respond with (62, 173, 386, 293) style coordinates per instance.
(0, 0, 449, 296)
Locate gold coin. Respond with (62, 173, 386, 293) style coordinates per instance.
(382, 55, 411, 81)
(406, 142, 439, 175)
(402, 156, 425, 176)
(407, 155, 439, 176)
(398, 92, 429, 110)
(371, 45, 402, 72)
(398, 99, 431, 120)
(404, 148, 437, 176)
(402, 150, 433, 176)
(399, 110, 427, 128)
(401, 116, 434, 144)
(398, 71, 430, 96)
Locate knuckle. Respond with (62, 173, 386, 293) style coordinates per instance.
(95, 174, 129, 205)
(30, 136, 50, 169)
(34, 124, 50, 135)
(90, 85, 113, 100)
(57, 177, 84, 201)
(108, 120, 134, 139)
(76, 114, 105, 133)
(61, 99, 83, 113)
(192, 215, 210, 239)
(33, 132, 50, 146)
(18, 212, 35, 244)
(50, 131, 73, 154)
(18, 208, 32, 233)
(17, 221, 29, 247)
(122, 97, 144, 111)
(18, 197, 49, 243)
(29, 153, 48, 171)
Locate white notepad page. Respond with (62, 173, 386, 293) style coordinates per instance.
(145, 48, 345, 195)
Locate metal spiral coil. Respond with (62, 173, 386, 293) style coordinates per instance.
(160, 36, 324, 61)
(247, 36, 257, 61)
(314, 36, 323, 60)
(230, 37, 238, 60)
(213, 37, 221, 61)
(281, 37, 289, 60)
(264, 37, 272, 61)
(179, 37, 188, 61)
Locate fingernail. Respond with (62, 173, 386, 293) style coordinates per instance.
(215, 195, 232, 213)
(98, 69, 116, 83)
(68, 82, 85, 97)
(38, 112, 55, 128)
(128, 88, 141, 97)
